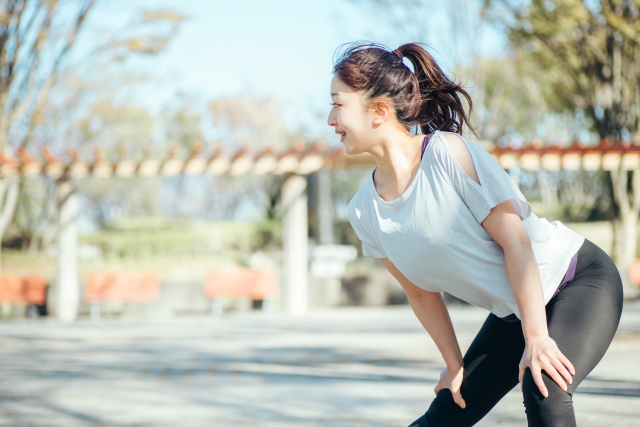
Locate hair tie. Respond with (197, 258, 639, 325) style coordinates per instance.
(392, 49, 413, 74)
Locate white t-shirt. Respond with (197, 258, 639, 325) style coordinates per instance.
(347, 130, 585, 318)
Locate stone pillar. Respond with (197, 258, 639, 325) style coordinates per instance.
(56, 180, 79, 323)
(317, 170, 334, 245)
(281, 174, 308, 314)
(315, 170, 341, 306)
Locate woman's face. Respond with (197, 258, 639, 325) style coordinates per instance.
(327, 75, 373, 155)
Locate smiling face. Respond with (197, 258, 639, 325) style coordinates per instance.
(326, 74, 376, 155)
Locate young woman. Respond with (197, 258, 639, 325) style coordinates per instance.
(327, 42, 623, 427)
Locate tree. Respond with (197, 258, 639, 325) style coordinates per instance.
(355, 0, 640, 296)
(0, 2, 186, 267)
(211, 94, 306, 149)
(483, 0, 640, 296)
(356, 0, 587, 144)
(210, 93, 311, 220)
(458, 56, 581, 144)
(0, 0, 97, 272)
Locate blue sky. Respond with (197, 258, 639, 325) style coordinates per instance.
(72, 0, 507, 226)
(88, 0, 505, 140)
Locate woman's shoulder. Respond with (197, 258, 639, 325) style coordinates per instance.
(423, 130, 461, 164)
(425, 131, 497, 175)
(423, 131, 471, 175)
(426, 131, 481, 158)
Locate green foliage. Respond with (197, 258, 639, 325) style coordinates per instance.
(2, 177, 53, 250)
(77, 101, 156, 155)
(162, 93, 206, 154)
(1, 3, 191, 252)
(484, 0, 640, 141)
(78, 177, 161, 229)
(79, 217, 282, 260)
(519, 169, 613, 223)
(458, 56, 582, 143)
(358, 0, 592, 144)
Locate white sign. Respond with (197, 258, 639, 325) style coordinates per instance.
(311, 244, 358, 278)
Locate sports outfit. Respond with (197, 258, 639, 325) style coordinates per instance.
(347, 131, 623, 426)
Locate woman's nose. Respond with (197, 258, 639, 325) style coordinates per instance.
(327, 109, 335, 126)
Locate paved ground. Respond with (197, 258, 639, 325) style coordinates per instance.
(1, 302, 640, 427)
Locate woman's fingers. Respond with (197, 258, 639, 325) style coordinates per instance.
(543, 360, 568, 391)
(549, 356, 573, 385)
(520, 340, 576, 398)
(558, 352, 575, 376)
(433, 384, 466, 409)
(452, 389, 466, 409)
(518, 366, 524, 385)
(433, 384, 442, 395)
(531, 366, 549, 398)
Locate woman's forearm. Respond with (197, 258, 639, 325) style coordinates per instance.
(379, 258, 463, 369)
(481, 202, 550, 341)
(407, 290, 463, 369)
(503, 238, 549, 339)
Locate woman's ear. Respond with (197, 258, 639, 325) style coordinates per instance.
(370, 99, 393, 125)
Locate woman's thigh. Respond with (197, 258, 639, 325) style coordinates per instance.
(521, 239, 624, 427)
(409, 314, 525, 427)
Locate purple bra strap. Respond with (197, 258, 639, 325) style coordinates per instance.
(420, 132, 435, 160)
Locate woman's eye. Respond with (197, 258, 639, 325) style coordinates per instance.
(330, 102, 339, 108)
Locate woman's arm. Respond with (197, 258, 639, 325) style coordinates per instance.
(443, 133, 575, 397)
(481, 202, 574, 396)
(380, 258, 466, 408)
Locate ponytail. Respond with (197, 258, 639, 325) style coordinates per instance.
(397, 43, 475, 135)
(332, 41, 475, 136)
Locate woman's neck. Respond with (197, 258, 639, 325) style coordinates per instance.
(369, 131, 425, 202)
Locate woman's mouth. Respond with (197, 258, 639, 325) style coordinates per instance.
(339, 132, 346, 143)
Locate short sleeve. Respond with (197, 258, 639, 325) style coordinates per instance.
(347, 197, 387, 258)
(431, 133, 532, 224)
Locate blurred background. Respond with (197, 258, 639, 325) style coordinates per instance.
(1, 0, 639, 321)
(2, 1, 640, 426)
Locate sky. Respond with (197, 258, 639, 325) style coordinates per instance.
(85, 0, 506, 142)
(70, 0, 507, 226)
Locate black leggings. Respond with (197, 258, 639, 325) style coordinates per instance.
(409, 239, 623, 427)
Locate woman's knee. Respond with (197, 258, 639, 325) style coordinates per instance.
(522, 369, 576, 427)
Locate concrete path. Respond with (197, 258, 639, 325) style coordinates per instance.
(1, 303, 640, 426)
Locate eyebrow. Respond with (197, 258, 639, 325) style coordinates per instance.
(330, 92, 338, 96)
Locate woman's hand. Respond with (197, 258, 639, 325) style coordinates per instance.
(435, 365, 466, 409)
(519, 335, 575, 397)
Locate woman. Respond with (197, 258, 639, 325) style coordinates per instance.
(327, 42, 623, 427)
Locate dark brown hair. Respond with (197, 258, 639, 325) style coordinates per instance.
(332, 41, 475, 136)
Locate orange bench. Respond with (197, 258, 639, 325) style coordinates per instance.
(629, 260, 640, 287)
(0, 276, 47, 317)
(204, 269, 278, 315)
(86, 273, 160, 319)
